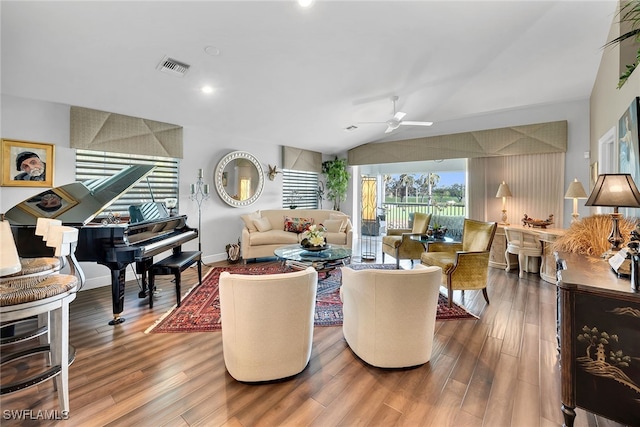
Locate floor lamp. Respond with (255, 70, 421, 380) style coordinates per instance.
(190, 168, 210, 252)
(585, 173, 640, 258)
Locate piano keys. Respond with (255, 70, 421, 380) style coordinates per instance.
(5, 165, 198, 325)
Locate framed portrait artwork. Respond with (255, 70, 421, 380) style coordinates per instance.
(618, 97, 640, 187)
(1, 139, 54, 187)
(16, 188, 77, 219)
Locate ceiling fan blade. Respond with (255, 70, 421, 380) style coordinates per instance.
(394, 111, 407, 121)
(357, 121, 387, 125)
(384, 125, 395, 134)
(400, 121, 434, 126)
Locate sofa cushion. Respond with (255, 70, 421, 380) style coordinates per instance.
(254, 217, 273, 232)
(241, 211, 261, 233)
(325, 231, 347, 246)
(283, 216, 314, 233)
(322, 219, 345, 233)
(249, 230, 299, 246)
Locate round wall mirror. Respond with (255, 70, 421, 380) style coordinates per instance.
(214, 151, 265, 207)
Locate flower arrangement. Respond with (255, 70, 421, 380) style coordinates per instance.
(301, 224, 327, 248)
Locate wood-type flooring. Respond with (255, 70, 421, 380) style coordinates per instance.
(1, 254, 626, 427)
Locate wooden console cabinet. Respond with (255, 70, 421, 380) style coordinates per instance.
(556, 252, 640, 427)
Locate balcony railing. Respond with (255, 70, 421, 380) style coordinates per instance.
(371, 202, 466, 240)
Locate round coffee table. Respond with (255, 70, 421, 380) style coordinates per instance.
(274, 244, 352, 277)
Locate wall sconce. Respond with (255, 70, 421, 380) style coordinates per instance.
(495, 181, 512, 225)
(585, 173, 640, 257)
(564, 178, 588, 223)
(267, 165, 282, 181)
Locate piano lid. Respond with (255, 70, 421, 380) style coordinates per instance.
(4, 164, 156, 226)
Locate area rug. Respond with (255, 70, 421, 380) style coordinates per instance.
(146, 263, 476, 334)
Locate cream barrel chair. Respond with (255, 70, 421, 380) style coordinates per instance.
(340, 264, 442, 368)
(219, 267, 318, 382)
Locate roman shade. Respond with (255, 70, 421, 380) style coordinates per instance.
(70, 106, 183, 158)
(348, 120, 567, 166)
(282, 146, 322, 173)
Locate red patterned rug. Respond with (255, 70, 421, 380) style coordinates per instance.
(146, 263, 476, 333)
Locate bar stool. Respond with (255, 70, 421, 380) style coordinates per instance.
(0, 221, 82, 414)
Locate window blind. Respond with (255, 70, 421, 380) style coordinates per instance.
(75, 149, 180, 218)
(282, 169, 319, 209)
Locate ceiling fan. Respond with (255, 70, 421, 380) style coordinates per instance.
(358, 96, 433, 133)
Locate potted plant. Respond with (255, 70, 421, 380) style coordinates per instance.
(322, 157, 350, 211)
(604, 0, 640, 88)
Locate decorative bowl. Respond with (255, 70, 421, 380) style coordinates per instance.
(302, 244, 328, 252)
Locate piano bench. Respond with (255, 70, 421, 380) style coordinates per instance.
(148, 251, 202, 309)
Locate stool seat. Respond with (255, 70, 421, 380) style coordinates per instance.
(1, 258, 61, 280)
(149, 251, 202, 308)
(1, 274, 78, 307)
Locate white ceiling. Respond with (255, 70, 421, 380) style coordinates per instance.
(1, 0, 619, 155)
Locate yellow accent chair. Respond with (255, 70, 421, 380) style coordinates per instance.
(381, 212, 432, 268)
(421, 218, 497, 307)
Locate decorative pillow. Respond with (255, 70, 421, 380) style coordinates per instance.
(253, 217, 273, 232)
(241, 211, 261, 232)
(283, 216, 314, 233)
(322, 219, 345, 233)
(329, 213, 349, 232)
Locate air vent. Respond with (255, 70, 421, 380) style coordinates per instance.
(156, 56, 190, 77)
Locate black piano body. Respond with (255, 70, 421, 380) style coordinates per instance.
(5, 165, 198, 325)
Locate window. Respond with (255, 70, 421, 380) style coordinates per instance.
(282, 169, 319, 209)
(75, 149, 179, 218)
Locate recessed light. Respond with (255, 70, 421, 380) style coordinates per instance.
(201, 85, 214, 94)
(204, 46, 220, 56)
(298, 0, 314, 8)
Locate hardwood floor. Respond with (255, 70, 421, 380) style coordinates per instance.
(1, 254, 626, 426)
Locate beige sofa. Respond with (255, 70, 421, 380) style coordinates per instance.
(240, 209, 353, 262)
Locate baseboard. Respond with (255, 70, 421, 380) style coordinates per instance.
(78, 252, 227, 291)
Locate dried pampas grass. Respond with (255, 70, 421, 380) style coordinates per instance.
(552, 215, 639, 257)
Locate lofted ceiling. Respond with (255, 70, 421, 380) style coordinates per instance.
(1, 1, 619, 155)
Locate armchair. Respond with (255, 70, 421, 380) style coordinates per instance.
(381, 212, 432, 268)
(219, 267, 318, 382)
(340, 264, 442, 368)
(421, 218, 497, 307)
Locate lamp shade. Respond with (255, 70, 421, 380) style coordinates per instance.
(564, 179, 587, 199)
(585, 174, 640, 208)
(0, 220, 21, 276)
(495, 181, 512, 198)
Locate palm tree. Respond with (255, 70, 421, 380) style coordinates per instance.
(604, 0, 640, 88)
(427, 173, 440, 205)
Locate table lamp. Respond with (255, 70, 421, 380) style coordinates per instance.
(564, 178, 588, 223)
(585, 173, 640, 257)
(0, 218, 21, 276)
(496, 181, 512, 225)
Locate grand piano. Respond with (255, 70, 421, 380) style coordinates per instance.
(4, 165, 198, 325)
